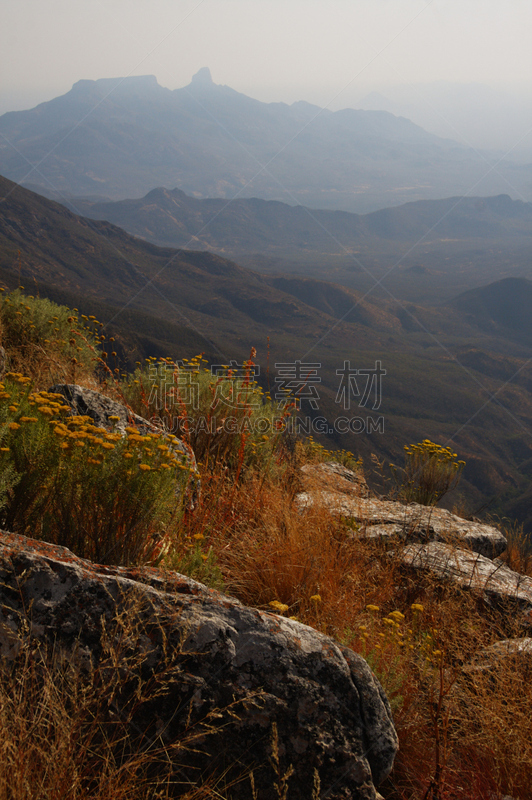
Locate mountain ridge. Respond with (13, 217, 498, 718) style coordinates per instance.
(1, 72, 530, 213)
(64, 186, 532, 258)
(3, 173, 532, 530)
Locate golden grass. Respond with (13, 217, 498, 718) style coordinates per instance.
(0, 604, 234, 800)
(186, 472, 532, 799)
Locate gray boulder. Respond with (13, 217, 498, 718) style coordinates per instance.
(300, 461, 370, 498)
(296, 493, 507, 559)
(0, 530, 398, 799)
(394, 542, 532, 629)
(49, 383, 182, 442)
(465, 637, 532, 675)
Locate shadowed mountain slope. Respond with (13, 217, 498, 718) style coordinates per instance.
(3, 174, 532, 529)
(450, 277, 532, 344)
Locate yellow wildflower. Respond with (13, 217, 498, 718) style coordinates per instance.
(388, 610, 405, 622)
(269, 600, 289, 614)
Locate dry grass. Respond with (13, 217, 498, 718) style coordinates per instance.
(497, 518, 532, 577)
(0, 602, 237, 800)
(3, 447, 532, 799)
(2, 290, 532, 798)
(187, 471, 532, 799)
(174, 465, 396, 636)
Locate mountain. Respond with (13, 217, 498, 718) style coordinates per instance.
(1, 71, 530, 214)
(67, 188, 532, 256)
(3, 174, 532, 529)
(63, 186, 532, 308)
(450, 277, 532, 345)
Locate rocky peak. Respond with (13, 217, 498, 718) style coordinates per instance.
(189, 67, 214, 88)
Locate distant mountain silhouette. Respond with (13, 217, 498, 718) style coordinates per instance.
(1, 72, 530, 213)
(450, 277, 532, 343)
(64, 188, 532, 257)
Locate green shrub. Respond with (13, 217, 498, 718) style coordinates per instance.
(0, 288, 101, 386)
(0, 373, 195, 565)
(120, 354, 289, 476)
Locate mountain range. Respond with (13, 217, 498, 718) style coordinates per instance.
(1, 69, 530, 214)
(62, 186, 532, 307)
(68, 188, 532, 255)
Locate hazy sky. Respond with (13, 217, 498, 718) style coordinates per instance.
(1, 0, 531, 149)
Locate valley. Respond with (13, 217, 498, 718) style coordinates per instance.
(2, 174, 532, 532)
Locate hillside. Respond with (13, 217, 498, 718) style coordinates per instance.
(450, 277, 532, 345)
(1, 70, 531, 213)
(3, 174, 532, 527)
(56, 187, 532, 307)
(2, 288, 532, 800)
(70, 189, 532, 256)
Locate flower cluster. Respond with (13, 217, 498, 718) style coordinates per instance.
(0, 373, 196, 565)
(392, 439, 466, 506)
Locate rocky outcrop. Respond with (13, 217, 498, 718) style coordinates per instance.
(465, 637, 532, 675)
(0, 530, 398, 800)
(297, 490, 507, 559)
(300, 461, 370, 498)
(49, 383, 181, 441)
(394, 542, 532, 629)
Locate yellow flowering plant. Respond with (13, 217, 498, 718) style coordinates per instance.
(391, 439, 466, 506)
(345, 602, 444, 713)
(0, 374, 196, 565)
(0, 289, 100, 384)
(120, 353, 289, 477)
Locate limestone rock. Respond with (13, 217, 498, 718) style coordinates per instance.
(300, 460, 370, 497)
(0, 530, 398, 799)
(296, 493, 506, 559)
(465, 637, 532, 675)
(394, 542, 532, 629)
(49, 383, 178, 440)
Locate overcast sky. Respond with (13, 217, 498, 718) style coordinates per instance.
(1, 0, 531, 149)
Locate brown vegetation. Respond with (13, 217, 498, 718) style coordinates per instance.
(1, 289, 531, 799)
